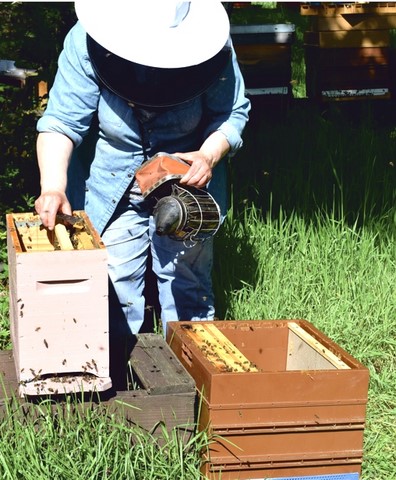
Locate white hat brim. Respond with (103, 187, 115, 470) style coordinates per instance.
(75, 0, 230, 69)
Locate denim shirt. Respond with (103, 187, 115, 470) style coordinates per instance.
(37, 22, 250, 234)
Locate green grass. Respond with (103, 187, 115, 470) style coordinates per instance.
(0, 397, 208, 479)
(210, 100, 396, 480)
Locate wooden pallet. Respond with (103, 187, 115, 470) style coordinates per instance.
(0, 334, 196, 435)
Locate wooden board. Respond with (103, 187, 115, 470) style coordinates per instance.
(312, 13, 396, 31)
(305, 46, 390, 67)
(301, 3, 396, 16)
(129, 333, 195, 395)
(234, 44, 291, 66)
(304, 30, 390, 48)
(287, 322, 350, 370)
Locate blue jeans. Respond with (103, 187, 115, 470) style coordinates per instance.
(101, 192, 215, 337)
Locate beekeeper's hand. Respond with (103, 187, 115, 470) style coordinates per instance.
(34, 132, 73, 230)
(175, 131, 230, 189)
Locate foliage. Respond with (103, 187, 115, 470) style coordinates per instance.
(0, 3, 76, 80)
(0, 3, 76, 254)
(229, 100, 396, 223)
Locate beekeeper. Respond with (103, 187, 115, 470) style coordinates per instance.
(34, 1, 250, 341)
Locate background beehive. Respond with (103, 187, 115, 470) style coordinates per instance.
(231, 23, 295, 100)
(6, 211, 111, 396)
(301, 2, 396, 101)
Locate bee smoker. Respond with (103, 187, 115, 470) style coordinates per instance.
(135, 153, 221, 243)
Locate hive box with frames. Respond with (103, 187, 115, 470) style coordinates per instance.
(167, 320, 369, 480)
(6, 211, 111, 396)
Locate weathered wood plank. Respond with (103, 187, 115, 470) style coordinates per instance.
(0, 333, 196, 435)
(0, 350, 19, 398)
(130, 333, 195, 395)
(109, 390, 196, 434)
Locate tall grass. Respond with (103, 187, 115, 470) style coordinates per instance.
(0, 397, 208, 480)
(232, 101, 396, 222)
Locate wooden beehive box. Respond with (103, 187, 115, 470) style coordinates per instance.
(231, 24, 295, 97)
(6, 211, 111, 396)
(167, 320, 369, 480)
(305, 45, 392, 101)
(301, 2, 395, 101)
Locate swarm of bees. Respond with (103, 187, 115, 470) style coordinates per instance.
(181, 324, 259, 373)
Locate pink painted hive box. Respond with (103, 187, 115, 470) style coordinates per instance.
(6, 211, 111, 396)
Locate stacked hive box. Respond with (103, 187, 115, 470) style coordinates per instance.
(230, 24, 295, 100)
(6, 211, 112, 396)
(167, 320, 369, 480)
(301, 2, 396, 101)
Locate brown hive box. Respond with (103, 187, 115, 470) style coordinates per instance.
(304, 46, 392, 101)
(166, 320, 369, 480)
(6, 211, 111, 396)
(300, 3, 396, 16)
(303, 30, 390, 49)
(231, 24, 294, 96)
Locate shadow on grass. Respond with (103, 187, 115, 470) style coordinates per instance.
(233, 97, 396, 224)
(213, 97, 396, 317)
(213, 215, 258, 320)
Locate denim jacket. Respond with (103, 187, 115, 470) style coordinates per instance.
(37, 22, 250, 234)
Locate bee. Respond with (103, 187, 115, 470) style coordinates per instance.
(91, 359, 98, 373)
